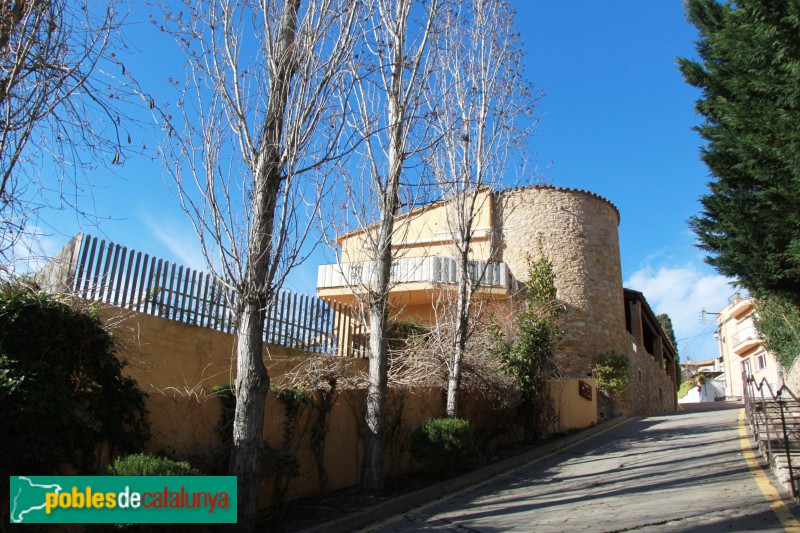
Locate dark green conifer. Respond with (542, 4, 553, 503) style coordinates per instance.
(679, 0, 800, 303)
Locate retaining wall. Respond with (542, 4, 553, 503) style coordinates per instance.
(103, 307, 598, 508)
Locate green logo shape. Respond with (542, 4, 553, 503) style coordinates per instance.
(9, 476, 237, 524)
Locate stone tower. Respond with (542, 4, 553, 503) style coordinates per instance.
(496, 186, 627, 377)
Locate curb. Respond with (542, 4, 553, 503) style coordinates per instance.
(300, 415, 636, 533)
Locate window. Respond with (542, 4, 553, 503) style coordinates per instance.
(756, 353, 766, 371)
(742, 359, 752, 378)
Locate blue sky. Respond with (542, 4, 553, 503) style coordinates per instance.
(26, 1, 733, 361)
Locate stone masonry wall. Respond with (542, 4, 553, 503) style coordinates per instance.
(782, 355, 800, 395)
(496, 186, 628, 377)
(622, 332, 678, 415)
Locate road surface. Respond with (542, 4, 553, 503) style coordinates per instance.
(365, 402, 800, 532)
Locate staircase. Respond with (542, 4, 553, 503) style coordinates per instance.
(743, 376, 800, 500)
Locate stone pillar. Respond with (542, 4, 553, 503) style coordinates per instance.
(665, 358, 676, 384)
(653, 335, 664, 368)
(629, 300, 644, 349)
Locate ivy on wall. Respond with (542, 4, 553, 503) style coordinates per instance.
(491, 251, 562, 441)
(593, 353, 629, 396)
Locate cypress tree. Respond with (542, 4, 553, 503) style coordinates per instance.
(678, 0, 800, 304)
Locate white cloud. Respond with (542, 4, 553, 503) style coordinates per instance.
(624, 264, 734, 362)
(142, 216, 207, 272)
(8, 226, 64, 274)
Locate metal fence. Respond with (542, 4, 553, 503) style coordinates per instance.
(317, 256, 512, 290)
(35, 233, 364, 357)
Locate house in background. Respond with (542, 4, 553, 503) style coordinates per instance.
(677, 358, 725, 404)
(681, 357, 722, 381)
(318, 185, 678, 414)
(718, 291, 782, 399)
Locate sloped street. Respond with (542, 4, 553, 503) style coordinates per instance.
(365, 403, 800, 532)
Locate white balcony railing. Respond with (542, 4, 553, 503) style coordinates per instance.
(317, 256, 512, 291)
(732, 326, 759, 346)
(731, 324, 761, 355)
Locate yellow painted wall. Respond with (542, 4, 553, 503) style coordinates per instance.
(101, 306, 364, 392)
(718, 297, 783, 399)
(102, 305, 599, 509)
(339, 188, 494, 263)
(547, 379, 598, 433)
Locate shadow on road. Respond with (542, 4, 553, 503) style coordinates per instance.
(410, 401, 781, 532)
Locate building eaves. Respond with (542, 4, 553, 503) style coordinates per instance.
(623, 287, 679, 357)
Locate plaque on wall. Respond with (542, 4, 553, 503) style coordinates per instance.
(578, 380, 592, 401)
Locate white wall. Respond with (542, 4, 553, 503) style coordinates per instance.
(679, 379, 725, 404)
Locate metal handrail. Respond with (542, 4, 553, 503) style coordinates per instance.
(742, 373, 800, 500)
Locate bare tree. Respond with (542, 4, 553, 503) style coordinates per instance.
(426, 0, 538, 418)
(338, 0, 443, 494)
(156, 0, 360, 527)
(0, 0, 137, 270)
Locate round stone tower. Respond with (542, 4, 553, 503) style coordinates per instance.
(496, 186, 627, 377)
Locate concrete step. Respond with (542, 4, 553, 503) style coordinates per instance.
(758, 441, 800, 454)
(755, 423, 800, 434)
(757, 430, 800, 442)
(756, 410, 800, 419)
(752, 417, 800, 432)
(756, 401, 800, 408)
(772, 456, 800, 469)
(771, 458, 800, 495)
(758, 410, 800, 418)
(748, 398, 800, 496)
(755, 402, 800, 416)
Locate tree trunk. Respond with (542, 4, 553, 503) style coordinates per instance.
(362, 288, 389, 492)
(361, 51, 405, 496)
(229, 172, 281, 530)
(446, 248, 471, 418)
(227, 1, 299, 528)
(361, 138, 401, 492)
(229, 301, 270, 528)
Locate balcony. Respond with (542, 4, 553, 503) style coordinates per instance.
(732, 326, 761, 355)
(317, 256, 513, 292)
(727, 297, 753, 320)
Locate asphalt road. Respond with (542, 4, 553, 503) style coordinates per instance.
(363, 402, 800, 532)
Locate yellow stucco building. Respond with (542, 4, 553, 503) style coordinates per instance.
(317, 187, 511, 323)
(317, 185, 678, 415)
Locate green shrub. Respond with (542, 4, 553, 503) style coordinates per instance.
(410, 418, 471, 477)
(107, 453, 201, 476)
(492, 250, 562, 442)
(677, 380, 696, 399)
(0, 283, 149, 478)
(91, 455, 202, 532)
(593, 353, 629, 395)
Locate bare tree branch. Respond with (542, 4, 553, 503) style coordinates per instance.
(0, 0, 148, 273)
(156, 0, 360, 527)
(424, 0, 539, 418)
